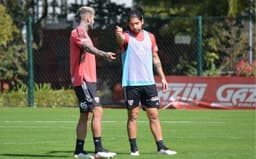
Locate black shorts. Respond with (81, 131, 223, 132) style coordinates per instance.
(74, 82, 101, 113)
(124, 85, 160, 110)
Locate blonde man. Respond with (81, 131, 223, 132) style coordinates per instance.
(70, 6, 116, 159)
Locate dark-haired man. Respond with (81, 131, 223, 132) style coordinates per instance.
(115, 9, 177, 156)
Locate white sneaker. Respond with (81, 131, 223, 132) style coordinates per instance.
(94, 150, 116, 158)
(158, 148, 177, 155)
(130, 150, 139, 156)
(74, 152, 95, 159)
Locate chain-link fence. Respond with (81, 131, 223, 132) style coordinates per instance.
(31, 16, 255, 106)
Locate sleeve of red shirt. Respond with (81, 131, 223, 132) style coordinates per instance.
(71, 29, 90, 49)
(148, 32, 159, 54)
(71, 30, 83, 48)
(121, 32, 129, 52)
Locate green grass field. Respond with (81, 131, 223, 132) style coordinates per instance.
(0, 108, 255, 159)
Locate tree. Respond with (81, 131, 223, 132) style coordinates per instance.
(134, 0, 229, 17)
(0, 4, 27, 90)
(227, 0, 250, 16)
(133, 0, 255, 75)
(0, 4, 17, 46)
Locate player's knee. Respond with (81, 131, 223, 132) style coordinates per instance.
(148, 112, 159, 122)
(128, 114, 138, 122)
(79, 112, 90, 120)
(92, 106, 103, 117)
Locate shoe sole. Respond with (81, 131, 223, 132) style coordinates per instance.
(74, 155, 95, 159)
(94, 153, 116, 158)
(158, 151, 177, 155)
(130, 151, 139, 156)
(94, 156, 114, 159)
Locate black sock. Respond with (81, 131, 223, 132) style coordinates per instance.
(75, 139, 84, 154)
(129, 138, 138, 152)
(93, 137, 103, 153)
(156, 140, 165, 151)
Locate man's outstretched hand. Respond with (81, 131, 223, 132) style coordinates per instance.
(104, 52, 116, 62)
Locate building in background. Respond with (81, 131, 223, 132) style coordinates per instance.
(33, 0, 133, 29)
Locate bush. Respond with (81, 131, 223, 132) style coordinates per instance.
(34, 88, 77, 107)
(0, 83, 78, 107)
(0, 91, 27, 107)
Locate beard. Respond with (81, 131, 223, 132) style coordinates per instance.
(130, 28, 141, 34)
(88, 23, 94, 30)
(134, 29, 141, 34)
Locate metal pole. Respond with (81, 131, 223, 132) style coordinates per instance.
(27, 16, 34, 107)
(248, 0, 254, 64)
(197, 16, 203, 76)
(36, 0, 39, 21)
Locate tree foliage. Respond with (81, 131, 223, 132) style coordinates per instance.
(228, 0, 251, 16)
(134, 0, 229, 17)
(134, 0, 255, 75)
(0, 4, 17, 46)
(0, 4, 27, 89)
(0, 0, 50, 89)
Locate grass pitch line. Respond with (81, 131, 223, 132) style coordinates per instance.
(0, 125, 73, 129)
(0, 120, 225, 124)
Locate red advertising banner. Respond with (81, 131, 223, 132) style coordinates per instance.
(155, 76, 256, 109)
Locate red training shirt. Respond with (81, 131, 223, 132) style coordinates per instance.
(69, 26, 97, 86)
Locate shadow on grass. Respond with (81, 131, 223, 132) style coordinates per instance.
(46, 150, 137, 155)
(1, 150, 156, 158)
(0, 151, 73, 158)
(0, 154, 69, 158)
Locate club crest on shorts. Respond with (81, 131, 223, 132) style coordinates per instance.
(94, 97, 100, 104)
(128, 100, 134, 106)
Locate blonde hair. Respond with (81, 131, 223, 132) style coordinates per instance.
(78, 6, 95, 19)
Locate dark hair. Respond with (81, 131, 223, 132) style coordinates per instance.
(128, 8, 144, 21)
